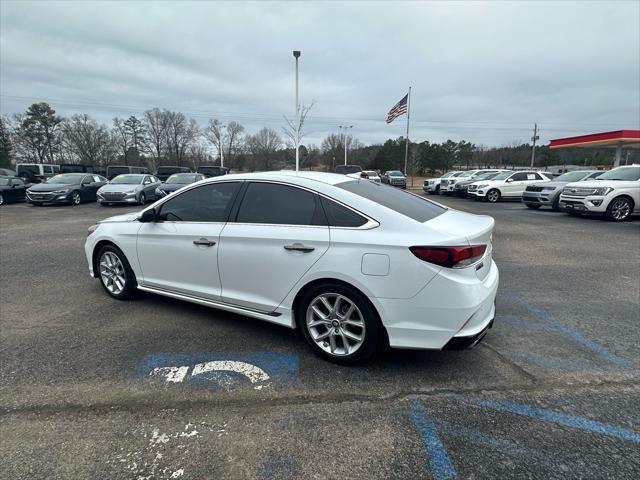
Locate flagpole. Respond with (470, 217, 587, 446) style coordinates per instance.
(403, 86, 412, 176)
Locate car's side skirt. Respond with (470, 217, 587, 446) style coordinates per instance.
(136, 284, 294, 328)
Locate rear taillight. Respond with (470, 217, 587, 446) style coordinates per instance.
(360, 172, 369, 179)
(410, 245, 487, 269)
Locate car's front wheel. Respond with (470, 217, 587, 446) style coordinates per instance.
(70, 191, 81, 205)
(138, 192, 146, 205)
(486, 189, 500, 203)
(606, 197, 633, 222)
(97, 245, 137, 299)
(297, 282, 381, 364)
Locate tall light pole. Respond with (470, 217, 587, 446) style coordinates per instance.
(339, 125, 353, 165)
(293, 50, 301, 171)
(219, 123, 227, 168)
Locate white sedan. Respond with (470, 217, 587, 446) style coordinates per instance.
(85, 171, 498, 364)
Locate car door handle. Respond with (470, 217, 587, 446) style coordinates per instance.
(284, 243, 315, 253)
(193, 238, 216, 247)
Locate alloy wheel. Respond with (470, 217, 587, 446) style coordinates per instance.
(487, 190, 500, 203)
(305, 293, 366, 356)
(99, 251, 126, 295)
(610, 199, 630, 221)
(72, 192, 81, 205)
(139, 193, 146, 205)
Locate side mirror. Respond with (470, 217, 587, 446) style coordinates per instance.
(506, 178, 514, 183)
(138, 208, 157, 223)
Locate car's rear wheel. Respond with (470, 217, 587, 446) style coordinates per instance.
(70, 191, 81, 205)
(525, 203, 541, 209)
(97, 245, 137, 299)
(486, 189, 500, 203)
(606, 197, 632, 222)
(297, 283, 380, 365)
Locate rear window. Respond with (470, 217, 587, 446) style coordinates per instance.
(337, 180, 446, 222)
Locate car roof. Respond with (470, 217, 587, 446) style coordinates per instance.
(210, 170, 355, 186)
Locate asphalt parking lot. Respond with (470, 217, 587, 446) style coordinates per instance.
(1, 196, 639, 479)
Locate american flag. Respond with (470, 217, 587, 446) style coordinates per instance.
(386, 93, 408, 124)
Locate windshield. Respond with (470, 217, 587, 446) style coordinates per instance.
(596, 166, 640, 181)
(459, 170, 479, 177)
(0, 178, 9, 186)
(474, 172, 501, 181)
(489, 171, 512, 181)
(441, 172, 456, 178)
(387, 171, 403, 176)
(166, 174, 199, 184)
(111, 175, 142, 185)
(46, 174, 82, 184)
(555, 171, 591, 182)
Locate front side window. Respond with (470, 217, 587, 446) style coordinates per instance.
(43, 166, 53, 173)
(510, 172, 529, 181)
(158, 182, 240, 222)
(236, 182, 326, 226)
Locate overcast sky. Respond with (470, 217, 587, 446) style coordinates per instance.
(1, 0, 639, 147)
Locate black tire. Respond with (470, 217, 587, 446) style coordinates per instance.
(435, 185, 440, 195)
(138, 192, 146, 205)
(486, 189, 500, 203)
(96, 244, 137, 300)
(525, 203, 541, 209)
(296, 282, 381, 365)
(19, 171, 33, 182)
(70, 190, 81, 205)
(551, 196, 561, 212)
(0, 193, 3, 206)
(605, 197, 633, 222)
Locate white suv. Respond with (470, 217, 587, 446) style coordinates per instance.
(559, 165, 640, 221)
(469, 170, 551, 203)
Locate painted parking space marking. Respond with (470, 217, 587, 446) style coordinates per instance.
(141, 352, 298, 390)
(409, 400, 457, 480)
(500, 292, 629, 368)
(473, 399, 640, 443)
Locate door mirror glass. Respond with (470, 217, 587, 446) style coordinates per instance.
(506, 178, 514, 183)
(138, 209, 156, 223)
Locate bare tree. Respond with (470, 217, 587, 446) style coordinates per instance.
(62, 114, 114, 165)
(246, 127, 282, 171)
(166, 112, 199, 166)
(225, 121, 245, 165)
(321, 133, 344, 171)
(143, 108, 170, 171)
(112, 117, 129, 165)
(203, 119, 226, 164)
(282, 102, 314, 156)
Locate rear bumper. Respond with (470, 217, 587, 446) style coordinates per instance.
(374, 259, 499, 350)
(443, 319, 494, 350)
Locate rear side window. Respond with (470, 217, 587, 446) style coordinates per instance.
(158, 182, 240, 222)
(236, 183, 326, 226)
(337, 180, 445, 222)
(320, 197, 367, 227)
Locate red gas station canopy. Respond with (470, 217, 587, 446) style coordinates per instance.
(549, 130, 640, 149)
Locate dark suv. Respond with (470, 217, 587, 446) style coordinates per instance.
(334, 165, 362, 175)
(197, 166, 228, 178)
(156, 166, 192, 182)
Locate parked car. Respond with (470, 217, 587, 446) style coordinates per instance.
(382, 170, 407, 189)
(0, 176, 29, 205)
(335, 164, 362, 175)
(423, 171, 456, 195)
(26, 173, 108, 206)
(522, 170, 604, 211)
(454, 171, 510, 197)
(156, 166, 192, 182)
(197, 165, 228, 178)
(106, 165, 149, 180)
(559, 165, 640, 221)
(362, 170, 382, 183)
(0, 168, 17, 176)
(441, 170, 485, 194)
(85, 171, 498, 364)
(438, 171, 463, 195)
(468, 170, 552, 202)
(16, 163, 60, 183)
(155, 173, 205, 198)
(97, 174, 161, 206)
